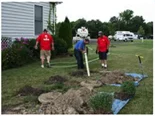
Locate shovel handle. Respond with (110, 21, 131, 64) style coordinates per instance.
(138, 56, 141, 64)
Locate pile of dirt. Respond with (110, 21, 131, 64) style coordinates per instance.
(44, 75, 67, 84)
(100, 70, 138, 84)
(64, 80, 80, 87)
(80, 80, 103, 91)
(16, 85, 45, 96)
(39, 87, 94, 114)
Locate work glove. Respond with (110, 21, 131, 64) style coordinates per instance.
(96, 50, 98, 54)
(106, 49, 109, 53)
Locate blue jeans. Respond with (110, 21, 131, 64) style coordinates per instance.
(74, 49, 84, 69)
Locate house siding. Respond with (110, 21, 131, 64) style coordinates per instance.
(2, 2, 54, 38)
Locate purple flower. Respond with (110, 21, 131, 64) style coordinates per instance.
(15, 38, 20, 41)
(21, 37, 24, 41)
(24, 38, 29, 42)
(22, 41, 28, 45)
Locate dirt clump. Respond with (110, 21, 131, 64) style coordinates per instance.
(44, 75, 67, 84)
(64, 80, 80, 87)
(38, 92, 62, 104)
(100, 70, 138, 84)
(80, 80, 103, 91)
(39, 87, 93, 114)
(16, 85, 45, 96)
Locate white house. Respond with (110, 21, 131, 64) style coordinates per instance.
(1, 2, 62, 39)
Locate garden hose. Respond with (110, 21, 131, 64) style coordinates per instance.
(51, 57, 99, 68)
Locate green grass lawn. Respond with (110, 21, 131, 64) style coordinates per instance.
(2, 39, 153, 114)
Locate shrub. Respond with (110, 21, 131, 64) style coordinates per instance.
(1, 37, 12, 50)
(68, 48, 74, 56)
(121, 81, 136, 95)
(2, 37, 38, 70)
(89, 92, 113, 114)
(53, 35, 68, 55)
(58, 17, 72, 49)
(26, 39, 40, 59)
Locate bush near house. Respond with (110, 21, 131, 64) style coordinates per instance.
(52, 35, 68, 56)
(2, 35, 68, 70)
(2, 38, 39, 70)
(1, 37, 13, 50)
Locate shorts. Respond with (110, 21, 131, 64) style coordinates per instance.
(99, 51, 107, 60)
(40, 50, 51, 59)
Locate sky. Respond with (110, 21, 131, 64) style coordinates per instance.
(56, 0, 154, 23)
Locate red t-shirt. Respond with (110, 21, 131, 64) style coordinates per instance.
(36, 32, 54, 50)
(97, 35, 110, 52)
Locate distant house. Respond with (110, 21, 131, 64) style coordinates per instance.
(1, 2, 62, 39)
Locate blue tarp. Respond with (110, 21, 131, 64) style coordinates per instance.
(98, 92, 131, 114)
(108, 73, 148, 87)
(100, 73, 148, 114)
(112, 98, 130, 114)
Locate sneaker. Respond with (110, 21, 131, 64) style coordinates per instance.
(104, 66, 107, 69)
(101, 64, 104, 68)
(41, 65, 44, 68)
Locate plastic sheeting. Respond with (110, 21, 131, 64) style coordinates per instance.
(99, 92, 130, 114)
(99, 73, 148, 114)
(112, 98, 130, 114)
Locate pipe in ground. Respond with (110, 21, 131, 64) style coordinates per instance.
(84, 52, 90, 76)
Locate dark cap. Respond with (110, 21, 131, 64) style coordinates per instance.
(43, 29, 48, 32)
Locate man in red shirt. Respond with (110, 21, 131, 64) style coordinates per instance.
(96, 31, 110, 69)
(35, 29, 54, 68)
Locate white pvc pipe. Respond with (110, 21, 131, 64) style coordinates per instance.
(84, 52, 90, 76)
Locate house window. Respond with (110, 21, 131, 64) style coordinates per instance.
(35, 5, 43, 35)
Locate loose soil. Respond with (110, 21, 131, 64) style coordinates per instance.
(4, 70, 138, 114)
(16, 85, 45, 96)
(114, 92, 134, 100)
(99, 70, 139, 84)
(44, 75, 67, 84)
(39, 87, 94, 114)
(64, 80, 80, 87)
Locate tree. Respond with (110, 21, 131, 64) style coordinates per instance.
(138, 26, 145, 36)
(109, 16, 118, 24)
(58, 17, 72, 49)
(129, 16, 145, 33)
(143, 22, 153, 36)
(119, 9, 134, 25)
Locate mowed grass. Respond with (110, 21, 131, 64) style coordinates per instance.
(2, 39, 153, 114)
